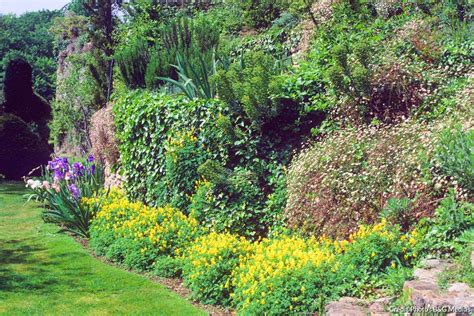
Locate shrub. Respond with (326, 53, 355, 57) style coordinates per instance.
(432, 125, 473, 194)
(89, 192, 201, 270)
(183, 232, 254, 306)
(145, 47, 175, 90)
(25, 155, 105, 237)
(163, 129, 208, 209)
(153, 256, 183, 278)
(286, 120, 438, 237)
(2, 57, 51, 139)
(50, 52, 104, 152)
(0, 114, 50, 179)
(232, 0, 290, 29)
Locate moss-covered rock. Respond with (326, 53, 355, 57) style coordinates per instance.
(0, 114, 50, 179)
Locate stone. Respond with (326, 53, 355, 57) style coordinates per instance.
(326, 297, 368, 316)
(368, 297, 392, 314)
(404, 280, 440, 308)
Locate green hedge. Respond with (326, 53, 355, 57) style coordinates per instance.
(113, 90, 226, 208)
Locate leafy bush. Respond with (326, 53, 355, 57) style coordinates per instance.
(338, 220, 416, 297)
(183, 232, 254, 306)
(3, 58, 51, 125)
(25, 155, 105, 237)
(0, 10, 60, 101)
(153, 256, 183, 278)
(163, 129, 208, 209)
(231, 0, 290, 29)
(50, 52, 105, 152)
(145, 46, 175, 90)
(89, 191, 201, 270)
(433, 125, 473, 194)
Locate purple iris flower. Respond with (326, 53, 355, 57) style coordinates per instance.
(72, 162, 85, 177)
(53, 169, 65, 181)
(87, 154, 94, 163)
(68, 184, 81, 200)
(91, 164, 96, 175)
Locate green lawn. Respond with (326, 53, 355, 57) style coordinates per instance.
(0, 182, 205, 315)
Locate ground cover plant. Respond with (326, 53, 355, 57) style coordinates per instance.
(87, 191, 473, 313)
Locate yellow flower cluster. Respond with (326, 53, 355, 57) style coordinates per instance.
(183, 232, 254, 305)
(232, 235, 335, 311)
(90, 192, 199, 257)
(348, 218, 392, 242)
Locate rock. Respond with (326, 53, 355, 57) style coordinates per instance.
(413, 259, 453, 282)
(368, 297, 392, 314)
(404, 280, 440, 308)
(448, 283, 472, 294)
(326, 297, 368, 316)
(421, 259, 443, 269)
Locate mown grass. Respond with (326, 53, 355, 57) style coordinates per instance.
(0, 182, 205, 315)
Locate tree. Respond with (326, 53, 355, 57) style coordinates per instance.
(82, 0, 123, 103)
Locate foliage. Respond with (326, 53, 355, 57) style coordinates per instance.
(89, 191, 201, 270)
(0, 10, 60, 101)
(183, 232, 254, 306)
(160, 52, 218, 99)
(115, 38, 149, 89)
(338, 220, 416, 297)
(415, 192, 474, 256)
(50, 52, 104, 152)
(144, 47, 175, 89)
(230, 0, 290, 29)
(432, 125, 474, 194)
(438, 244, 474, 289)
(232, 235, 337, 314)
(82, 0, 122, 98)
(163, 129, 207, 209)
(113, 90, 225, 207)
(25, 155, 105, 237)
(213, 50, 287, 128)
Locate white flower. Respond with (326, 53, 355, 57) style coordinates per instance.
(26, 179, 42, 190)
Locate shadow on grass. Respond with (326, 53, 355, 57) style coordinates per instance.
(0, 181, 27, 196)
(0, 237, 95, 294)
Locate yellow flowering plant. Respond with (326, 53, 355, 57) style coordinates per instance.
(182, 232, 254, 306)
(88, 192, 201, 271)
(337, 219, 416, 297)
(232, 235, 340, 314)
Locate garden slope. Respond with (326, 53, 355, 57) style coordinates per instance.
(0, 182, 204, 315)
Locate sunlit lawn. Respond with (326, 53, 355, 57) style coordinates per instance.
(0, 182, 205, 315)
